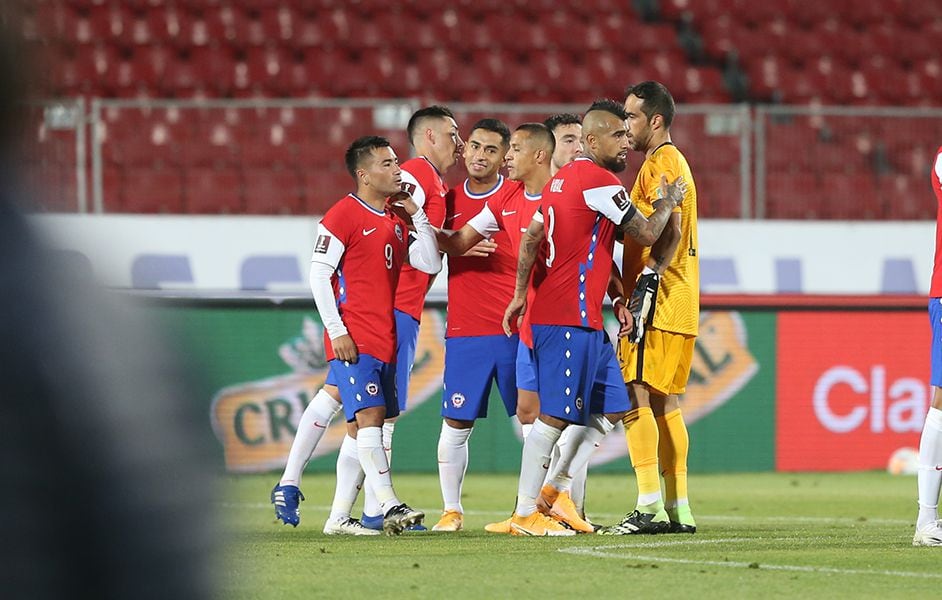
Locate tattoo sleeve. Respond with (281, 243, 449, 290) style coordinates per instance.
(515, 219, 545, 296)
(618, 196, 677, 246)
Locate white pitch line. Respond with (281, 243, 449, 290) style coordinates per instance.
(559, 539, 942, 579)
(218, 503, 910, 525)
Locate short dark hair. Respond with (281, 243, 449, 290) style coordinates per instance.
(468, 118, 511, 147)
(407, 105, 456, 146)
(585, 98, 629, 121)
(515, 122, 556, 156)
(625, 81, 675, 128)
(543, 113, 582, 133)
(344, 135, 391, 179)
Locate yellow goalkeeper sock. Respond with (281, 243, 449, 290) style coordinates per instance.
(656, 408, 692, 523)
(623, 407, 662, 511)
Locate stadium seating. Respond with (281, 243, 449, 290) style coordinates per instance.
(5, 0, 939, 218)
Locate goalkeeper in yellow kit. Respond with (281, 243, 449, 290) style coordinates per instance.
(601, 81, 700, 535)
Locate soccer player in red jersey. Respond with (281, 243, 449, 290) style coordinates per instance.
(429, 118, 521, 531)
(271, 136, 441, 535)
(502, 100, 686, 536)
(357, 106, 464, 529)
(914, 145, 942, 546)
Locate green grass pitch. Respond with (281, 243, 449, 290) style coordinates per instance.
(220, 472, 939, 599)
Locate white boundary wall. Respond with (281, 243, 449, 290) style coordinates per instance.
(33, 215, 935, 297)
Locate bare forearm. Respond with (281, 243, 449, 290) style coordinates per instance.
(515, 226, 543, 296)
(620, 200, 676, 246)
(647, 215, 682, 275)
(436, 226, 484, 256)
(607, 261, 624, 300)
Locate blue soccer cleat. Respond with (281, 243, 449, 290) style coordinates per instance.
(271, 484, 304, 527)
(360, 513, 384, 531)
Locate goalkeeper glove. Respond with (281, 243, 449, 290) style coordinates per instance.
(628, 267, 659, 343)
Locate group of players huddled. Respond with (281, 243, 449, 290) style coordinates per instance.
(271, 80, 702, 537)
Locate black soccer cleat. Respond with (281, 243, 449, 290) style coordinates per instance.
(667, 521, 697, 534)
(383, 503, 425, 536)
(597, 509, 670, 535)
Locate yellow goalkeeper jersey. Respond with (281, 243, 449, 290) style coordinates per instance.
(621, 142, 699, 337)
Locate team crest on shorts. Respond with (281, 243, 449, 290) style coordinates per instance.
(395, 223, 403, 241)
(575, 397, 583, 410)
(366, 381, 379, 396)
(451, 392, 465, 408)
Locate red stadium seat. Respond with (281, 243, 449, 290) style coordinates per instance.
(184, 166, 243, 213)
(122, 166, 185, 213)
(302, 168, 354, 215)
(243, 167, 303, 214)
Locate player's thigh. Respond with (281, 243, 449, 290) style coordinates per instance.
(618, 328, 690, 397)
(589, 334, 630, 418)
(930, 299, 942, 394)
(330, 355, 399, 422)
(442, 336, 498, 421)
(532, 325, 599, 426)
(492, 334, 520, 417)
(394, 309, 420, 411)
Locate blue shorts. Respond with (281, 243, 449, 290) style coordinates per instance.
(532, 324, 629, 425)
(931, 298, 942, 387)
(328, 354, 400, 422)
(516, 340, 538, 393)
(395, 309, 420, 411)
(442, 334, 519, 420)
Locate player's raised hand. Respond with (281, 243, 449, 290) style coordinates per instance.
(387, 191, 417, 228)
(656, 174, 687, 208)
(502, 295, 526, 337)
(462, 239, 498, 257)
(331, 334, 359, 363)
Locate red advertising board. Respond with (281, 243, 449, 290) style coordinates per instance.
(776, 311, 932, 471)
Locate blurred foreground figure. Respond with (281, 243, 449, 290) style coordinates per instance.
(0, 30, 217, 599)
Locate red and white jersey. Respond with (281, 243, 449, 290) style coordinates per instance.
(313, 194, 408, 363)
(529, 157, 637, 330)
(467, 182, 545, 345)
(444, 175, 523, 338)
(932, 146, 942, 297)
(395, 156, 448, 322)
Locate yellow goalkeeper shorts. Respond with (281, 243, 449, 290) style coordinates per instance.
(618, 327, 696, 396)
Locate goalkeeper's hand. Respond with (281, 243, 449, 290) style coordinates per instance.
(627, 268, 659, 343)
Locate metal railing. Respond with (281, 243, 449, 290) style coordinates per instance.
(22, 98, 942, 220)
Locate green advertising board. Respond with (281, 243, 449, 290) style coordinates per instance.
(151, 302, 776, 475)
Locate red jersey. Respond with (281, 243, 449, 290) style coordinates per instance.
(466, 184, 546, 346)
(931, 146, 942, 297)
(529, 158, 637, 330)
(313, 194, 408, 363)
(444, 175, 523, 337)
(395, 156, 447, 321)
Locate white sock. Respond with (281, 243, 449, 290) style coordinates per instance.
(522, 423, 533, 439)
(516, 419, 562, 516)
(358, 426, 400, 515)
(329, 435, 364, 522)
(362, 422, 395, 517)
(438, 422, 473, 513)
(917, 406, 942, 528)
(549, 415, 613, 494)
(279, 389, 342, 486)
(546, 426, 573, 492)
(571, 460, 588, 515)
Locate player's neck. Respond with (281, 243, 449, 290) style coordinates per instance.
(466, 174, 499, 194)
(644, 132, 672, 159)
(355, 188, 388, 212)
(524, 169, 551, 197)
(416, 150, 446, 176)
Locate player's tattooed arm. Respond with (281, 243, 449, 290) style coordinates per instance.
(618, 175, 686, 246)
(502, 217, 544, 336)
(514, 217, 544, 297)
(646, 212, 682, 275)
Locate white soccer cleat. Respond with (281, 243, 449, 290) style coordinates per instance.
(323, 516, 381, 536)
(913, 520, 942, 546)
